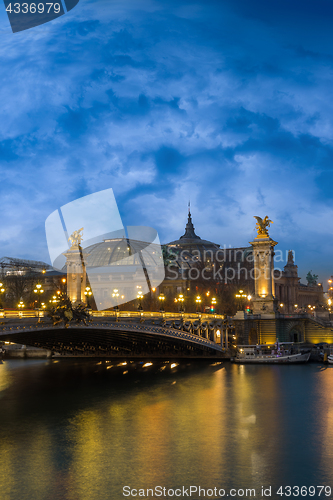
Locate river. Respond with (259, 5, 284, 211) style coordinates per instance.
(0, 359, 332, 500)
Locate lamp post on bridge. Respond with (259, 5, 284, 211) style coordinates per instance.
(195, 295, 202, 313)
(137, 290, 143, 311)
(84, 286, 93, 308)
(177, 294, 185, 313)
(0, 282, 5, 311)
(18, 299, 25, 317)
(235, 289, 247, 310)
(34, 283, 44, 322)
(158, 293, 165, 313)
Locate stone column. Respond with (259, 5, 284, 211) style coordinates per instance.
(64, 245, 87, 305)
(250, 236, 278, 314)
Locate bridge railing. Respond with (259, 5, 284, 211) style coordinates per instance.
(0, 310, 39, 319)
(92, 311, 225, 321)
(0, 310, 225, 321)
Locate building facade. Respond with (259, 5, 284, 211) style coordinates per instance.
(159, 211, 324, 312)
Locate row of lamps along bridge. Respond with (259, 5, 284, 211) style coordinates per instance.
(2, 277, 330, 313)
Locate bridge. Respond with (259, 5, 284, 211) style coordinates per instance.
(0, 311, 232, 358)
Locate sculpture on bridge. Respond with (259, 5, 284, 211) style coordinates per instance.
(48, 294, 91, 327)
(68, 228, 84, 248)
(254, 216, 273, 237)
(306, 270, 318, 287)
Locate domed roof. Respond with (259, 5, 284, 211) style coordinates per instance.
(84, 237, 162, 268)
(166, 211, 220, 250)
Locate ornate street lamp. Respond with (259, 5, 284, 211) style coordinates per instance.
(195, 295, 202, 312)
(112, 288, 119, 311)
(0, 282, 5, 309)
(235, 289, 247, 310)
(60, 277, 67, 293)
(178, 293, 184, 313)
(84, 286, 93, 308)
(50, 295, 59, 305)
(211, 297, 217, 313)
(158, 293, 165, 312)
(34, 283, 44, 309)
(137, 290, 143, 311)
(18, 300, 25, 315)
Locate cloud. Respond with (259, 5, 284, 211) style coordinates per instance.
(1, 0, 333, 282)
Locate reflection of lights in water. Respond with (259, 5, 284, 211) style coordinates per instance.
(0, 362, 12, 393)
(241, 414, 256, 424)
(170, 363, 178, 369)
(171, 381, 176, 385)
(96, 361, 102, 365)
(143, 362, 153, 367)
(159, 366, 166, 371)
(123, 371, 128, 375)
(106, 366, 112, 370)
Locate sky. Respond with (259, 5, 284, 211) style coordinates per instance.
(1, 0, 333, 284)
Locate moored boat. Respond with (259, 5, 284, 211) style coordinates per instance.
(232, 343, 311, 364)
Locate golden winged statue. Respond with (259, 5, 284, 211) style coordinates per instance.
(68, 227, 84, 247)
(254, 216, 273, 237)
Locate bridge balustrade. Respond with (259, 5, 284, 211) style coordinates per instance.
(0, 309, 225, 321)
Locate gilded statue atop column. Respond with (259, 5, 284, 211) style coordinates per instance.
(68, 227, 84, 248)
(254, 216, 273, 238)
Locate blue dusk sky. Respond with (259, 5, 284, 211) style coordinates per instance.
(1, 0, 333, 284)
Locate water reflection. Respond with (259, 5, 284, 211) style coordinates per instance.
(0, 361, 332, 500)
